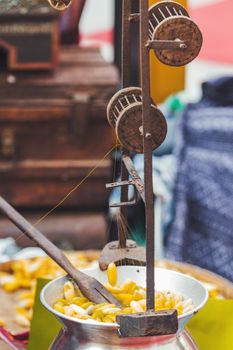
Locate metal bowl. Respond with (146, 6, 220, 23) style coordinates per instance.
(41, 267, 208, 347)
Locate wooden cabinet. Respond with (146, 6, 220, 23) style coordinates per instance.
(0, 46, 119, 210)
(0, 0, 59, 70)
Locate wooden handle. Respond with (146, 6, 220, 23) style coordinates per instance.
(0, 196, 84, 283)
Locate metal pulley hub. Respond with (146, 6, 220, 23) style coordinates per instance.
(107, 87, 167, 154)
(149, 1, 203, 66)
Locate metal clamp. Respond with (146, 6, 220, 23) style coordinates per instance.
(106, 179, 140, 207)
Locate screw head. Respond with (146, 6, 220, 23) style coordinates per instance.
(145, 133, 152, 139)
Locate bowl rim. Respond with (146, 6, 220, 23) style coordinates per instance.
(40, 266, 208, 328)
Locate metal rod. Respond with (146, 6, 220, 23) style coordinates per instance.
(152, 12, 160, 25)
(125, 95, 130, 105)
(122, 155, 145, 202)
(158, 8, 166, 19)
(119, 99, 125, 109)
(115, 105, 121, 113)
(132, 94, 138, 103)
(147, 39, 187, 50)
(118, 0, 132, 249)
(140, 0, 155, 311)
(122, 0, 132, 88)
(113, 111, 118, 120)
(165, 6, 173, 17)
(173, 7, 179, 16)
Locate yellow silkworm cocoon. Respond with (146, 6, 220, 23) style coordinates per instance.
(102, 307, 121, 316)
(95, 304, 116, 313)
(104, 284, 122, 294)
(4, 280, 19, 292)
(70, 304, 87, 315)
(63, 281, 76, 301)
(18, 279, 32, 289)
(53, 275, 195, 324)
(81, 302, 93, 309)
(107, 263, 118, 287)
(18, 291, 34, 300)
(64, 306, 75, 317)
(164, 295, 174, 309)
(54, 303, 65, 314)
(121, 279, 137, 294)
(18, 298, 34, 309)
(133, 290, 145, 301)
(73, 314, 90, 321)
(116, 293, 134, 306)
(92, 309, 104, 320)
(71, 297, 87, 306)
(0, 274, 15, 287)
(155, 298, 164, 309)
(103, 315, 115, 323)
(86, 305, 95, 315)
(138, 299, 146, 310)
(130, 301, 144, 313)
(0, 319, 5, 327)
(92, 303, 108, 311)
(14, 314, 30, 328)
(122, 307, 132, 314)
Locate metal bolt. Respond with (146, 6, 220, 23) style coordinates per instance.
(180, 44, 187, 49)
(145, 133, 152, 139)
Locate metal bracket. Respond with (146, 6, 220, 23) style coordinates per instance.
(99, 239, 146, 271)
(106, 179, 140, 207)
(122, 155, 145, 202)
(147, 39, 187, 50)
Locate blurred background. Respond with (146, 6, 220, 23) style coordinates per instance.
(0, 0, 232, 282)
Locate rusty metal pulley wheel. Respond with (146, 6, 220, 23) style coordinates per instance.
(47, 0, 72, 11)
(149, 1, 203, 66)
(107, 87, 167, 154)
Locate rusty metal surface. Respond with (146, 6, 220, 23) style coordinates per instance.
(116, 310, 178, 337)
(107, 87, 142, 128)
(153, 17, 203, 66)
(107, 87, 167, 153)
(98, 240, 146, 271)
(149, 1, 202, 66)
(148, 1, 189, 25)
(147, 40, 187, 50)
(106, 180, 140, 207)
(118, 0, 133, 249)
(116, 103, 167, 153)
(140, 0, 155, 312)
(122, 155, 145, 202)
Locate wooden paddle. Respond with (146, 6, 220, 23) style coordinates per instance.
(0, 196, 121, 307)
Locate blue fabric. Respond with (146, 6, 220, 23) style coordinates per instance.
(166, 77, 233, 281)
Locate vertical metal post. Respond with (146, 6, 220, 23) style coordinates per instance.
(122, 0, 132, 87)
(140, 0, 155, 311)
(118, 0, 132, 248)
